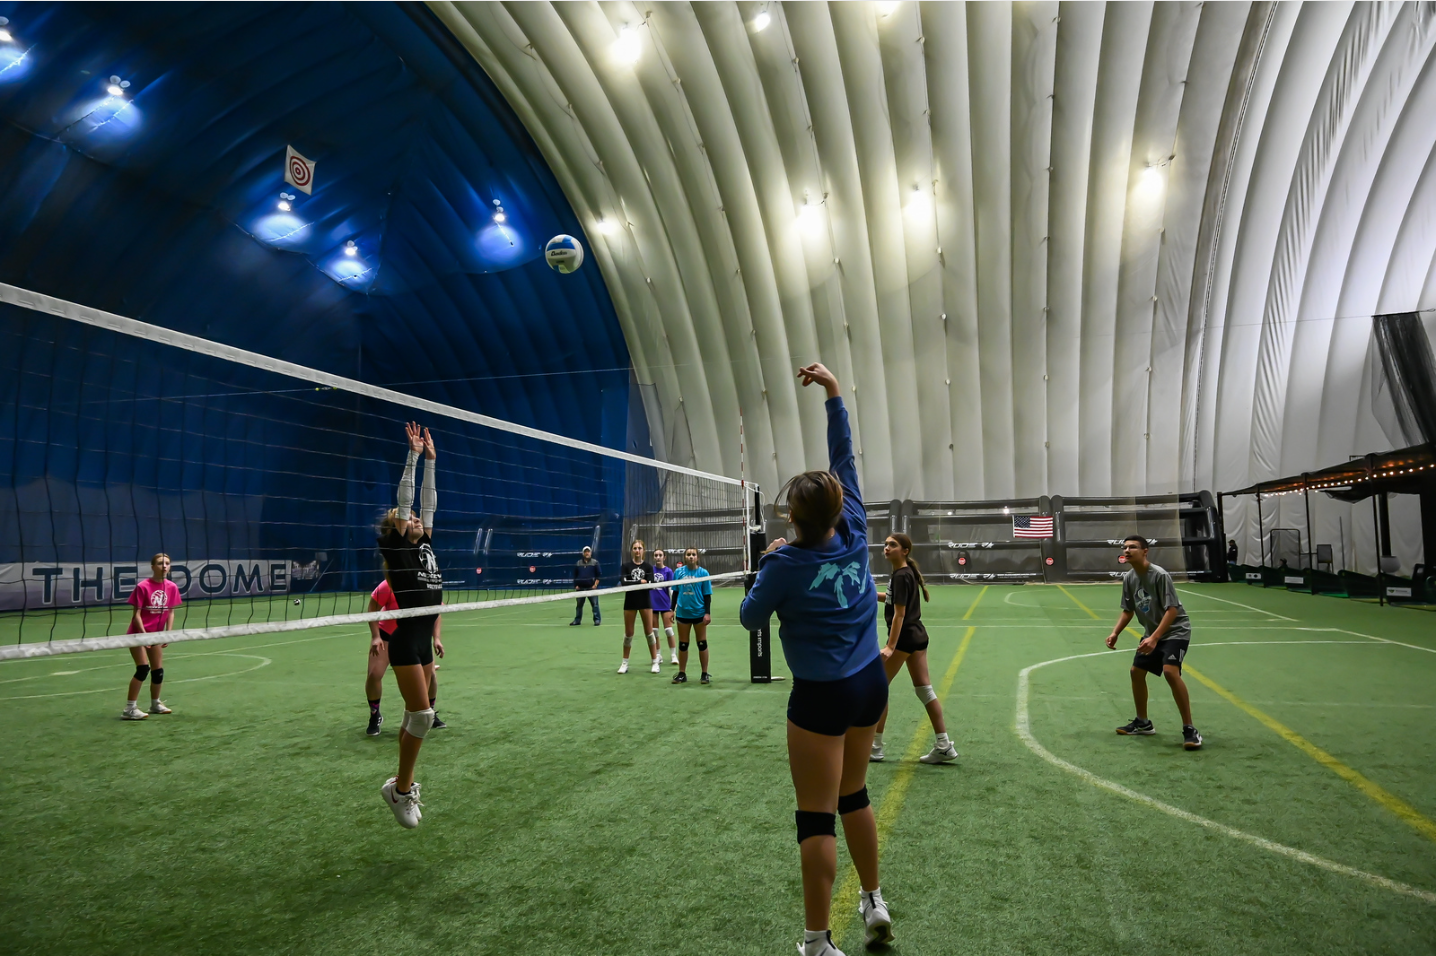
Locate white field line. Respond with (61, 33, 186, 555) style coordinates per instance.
(1016, 644, 1436, 905)
(1176, 587, 1296, 621)
(0, 654, 271, 700)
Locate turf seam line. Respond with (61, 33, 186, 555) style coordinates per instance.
(1016, 649, 1436, 905)
(1184, 665, 1436, 844)
(830, 585, 987, 947)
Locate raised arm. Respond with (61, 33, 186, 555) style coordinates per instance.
(395, 422, 423, 535)
(420, 427, 437, 533)
(796, 363, 864, 531)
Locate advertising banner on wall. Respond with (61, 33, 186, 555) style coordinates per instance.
(0, 559, 295, 611)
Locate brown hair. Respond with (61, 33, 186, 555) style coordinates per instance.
(630, 538, 645, 552)
(149, 552, 170, 566)
(888, 533, 929, 602)
(780, 470, 845, 546)
(379, 507, 416, 535)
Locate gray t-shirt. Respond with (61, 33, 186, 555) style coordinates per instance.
(1120, 564, 1190, 642)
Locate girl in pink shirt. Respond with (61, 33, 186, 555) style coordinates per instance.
(122, 553, 182, 720)
(364, 578, 444, 737)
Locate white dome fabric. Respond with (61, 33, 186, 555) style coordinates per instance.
(431, 1, 1436, 569)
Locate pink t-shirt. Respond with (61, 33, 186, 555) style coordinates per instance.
(127, 578, 183, 634)
(372, 579, 399, 636)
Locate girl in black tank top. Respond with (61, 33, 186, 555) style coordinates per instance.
(872, 533, 957, 766)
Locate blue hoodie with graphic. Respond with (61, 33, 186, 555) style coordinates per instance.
(739, 396, 879, 682)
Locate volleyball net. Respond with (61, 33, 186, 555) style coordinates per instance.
(0, 284, 752, 660)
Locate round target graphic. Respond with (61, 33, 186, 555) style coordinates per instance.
(288, 155, 312, 188)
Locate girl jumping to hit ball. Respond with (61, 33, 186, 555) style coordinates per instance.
(121, 553, 181, 720)
(376, 421, 443, 829)
(670, 547, 712, 684)
(740, 363, 893, 956)
(617, 539, 657, 674)
(870, 533, 957, 764)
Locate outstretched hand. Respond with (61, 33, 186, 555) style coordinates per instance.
(406, 421, 424, 455)
(796, 363, 840, 398)
(422, 427, 436, 461)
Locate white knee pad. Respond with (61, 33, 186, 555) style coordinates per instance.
(402, 708, 435, 739)
(664, 626, 675, 639)
(914, 684, 938, 705)
(623, 634, 634, 650)
(647, 630, 659, 648)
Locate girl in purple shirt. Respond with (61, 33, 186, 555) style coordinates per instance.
(122, 553, 182, 720)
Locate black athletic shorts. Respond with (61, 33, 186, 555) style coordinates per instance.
(1133, 637, 1189, 676)
(787, 655, 889, 737)
(623, 590, 652, 612)
(387, 615, 436, 668)
(894, 622, 930, 654)
(676, 615, 706, 626)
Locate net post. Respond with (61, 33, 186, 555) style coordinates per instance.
(745, 483, 776, 683)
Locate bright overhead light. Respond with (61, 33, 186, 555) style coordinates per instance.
(613, 26, 641, 65)
(0, 30, 12, 43)
(106, 74, 131, 97)
(107, 84, 124, 96)
(277, 200, 290, 212)
(753, 12, 771, 31)
(797, 201, 825, 238)
(594, 217, 618, 236)
(1136, 164, 1165, 201)
(876, 2, 900, 17)
(493, 212, 507, 223)
(344, 241, 358, 256)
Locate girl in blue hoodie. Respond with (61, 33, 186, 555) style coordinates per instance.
(740, 364, 892, 956)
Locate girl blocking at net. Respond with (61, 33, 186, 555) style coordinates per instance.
(739, 363, 894, 956)
(670, 547, 712, 684)
(376, 421, 444, 829)
(121, 552, 182, 721)
(364, 577, 445, 738)
(617, 539, 657, 674)
(651, 548, 678, 664)
(870, 533, 957, 764)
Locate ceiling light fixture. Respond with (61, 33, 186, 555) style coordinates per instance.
(0, 17, 12, 43)
(492, 199, 507, 224)
(344, 241, 358, 256)
(876, 2, 900, 17)
(106, 74, 130, 97)
(753, 11, 771, 31)
(613, 26, 641, 65)
(595, 217, 618, 236)
(277, 191, 295, 212)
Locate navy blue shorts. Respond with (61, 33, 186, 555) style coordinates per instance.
(1133, 638, 1189, 676)
(787, 655, 889, 736)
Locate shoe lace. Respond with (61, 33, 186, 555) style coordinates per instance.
(404, 783, 424, 810)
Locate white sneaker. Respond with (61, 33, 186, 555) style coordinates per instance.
(796, 930, 846, 956)
(860, 890, 894, 947)
(869, 740, 884, 762)
(122, 703, 148, 721)
(148, 699, 172, 715)
(617, 660, 629, 674)
(919, 742, 959, 764)
(670, 650, 679, 664)
(381, 777, 423, 829)
(650, 658, 662, 673)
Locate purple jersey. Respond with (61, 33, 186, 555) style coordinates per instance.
(650, 564, 675, 611)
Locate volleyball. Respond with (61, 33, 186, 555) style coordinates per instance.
(545, 234, 584, 274)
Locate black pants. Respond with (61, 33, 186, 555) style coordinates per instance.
(574, 593, 600, 621)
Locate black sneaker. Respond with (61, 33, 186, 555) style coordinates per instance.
(569, 619, 582, 626)
(1183, 725, 1203, 750)
(431, 714, 447, 729)
(700, 672, 711, 684)
(593, 618, 601, 626)
(1116, 717, 1155, 736)
(671, 672, 687, 684)
(366, 712, 382, 737)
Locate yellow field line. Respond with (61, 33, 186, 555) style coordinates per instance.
(1185, 665, 1436, 844)
(1056, 584, 1101, 619)
(832, 616, 979, 947)
(962, 585, 989, 620)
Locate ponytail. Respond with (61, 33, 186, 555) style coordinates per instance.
(890, 532, 929, 601)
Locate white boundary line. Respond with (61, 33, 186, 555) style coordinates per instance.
(0, 282, 745, 487)
(1334, 628, 1436, 655)
(0, 572, 743, 661)
(1015, 644, 1436, 905)
(1176, 586, 1296, 621)
(0, 653, 272, 701)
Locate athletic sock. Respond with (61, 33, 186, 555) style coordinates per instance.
(126, 698, 138, 708)
(935, 732, 951, 749)
(369, 699, 381, 715)
(873, 733, 883, 747)
(804, 929, 829, 945)
(862, 887, 884, 906)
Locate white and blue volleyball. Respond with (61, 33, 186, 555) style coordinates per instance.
(545, 234, 585, 274)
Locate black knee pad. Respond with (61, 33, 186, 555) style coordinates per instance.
(150, 667, 164, 685)
(697, 640, 708, 652)
(133, 664, 150, 683)
(837, 786, 870, 815)
(679, 641, 690, 652)
(795, 810, 836, 844)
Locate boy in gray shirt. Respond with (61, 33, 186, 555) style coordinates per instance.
(1104, 535, 1202, 750)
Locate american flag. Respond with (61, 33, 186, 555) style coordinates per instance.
(1013, 515, 1054, 538)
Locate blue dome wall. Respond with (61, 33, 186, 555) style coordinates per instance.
(0, 2, 642, 602)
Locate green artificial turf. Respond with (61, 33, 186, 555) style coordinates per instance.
(1, 583, 1433, 955)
